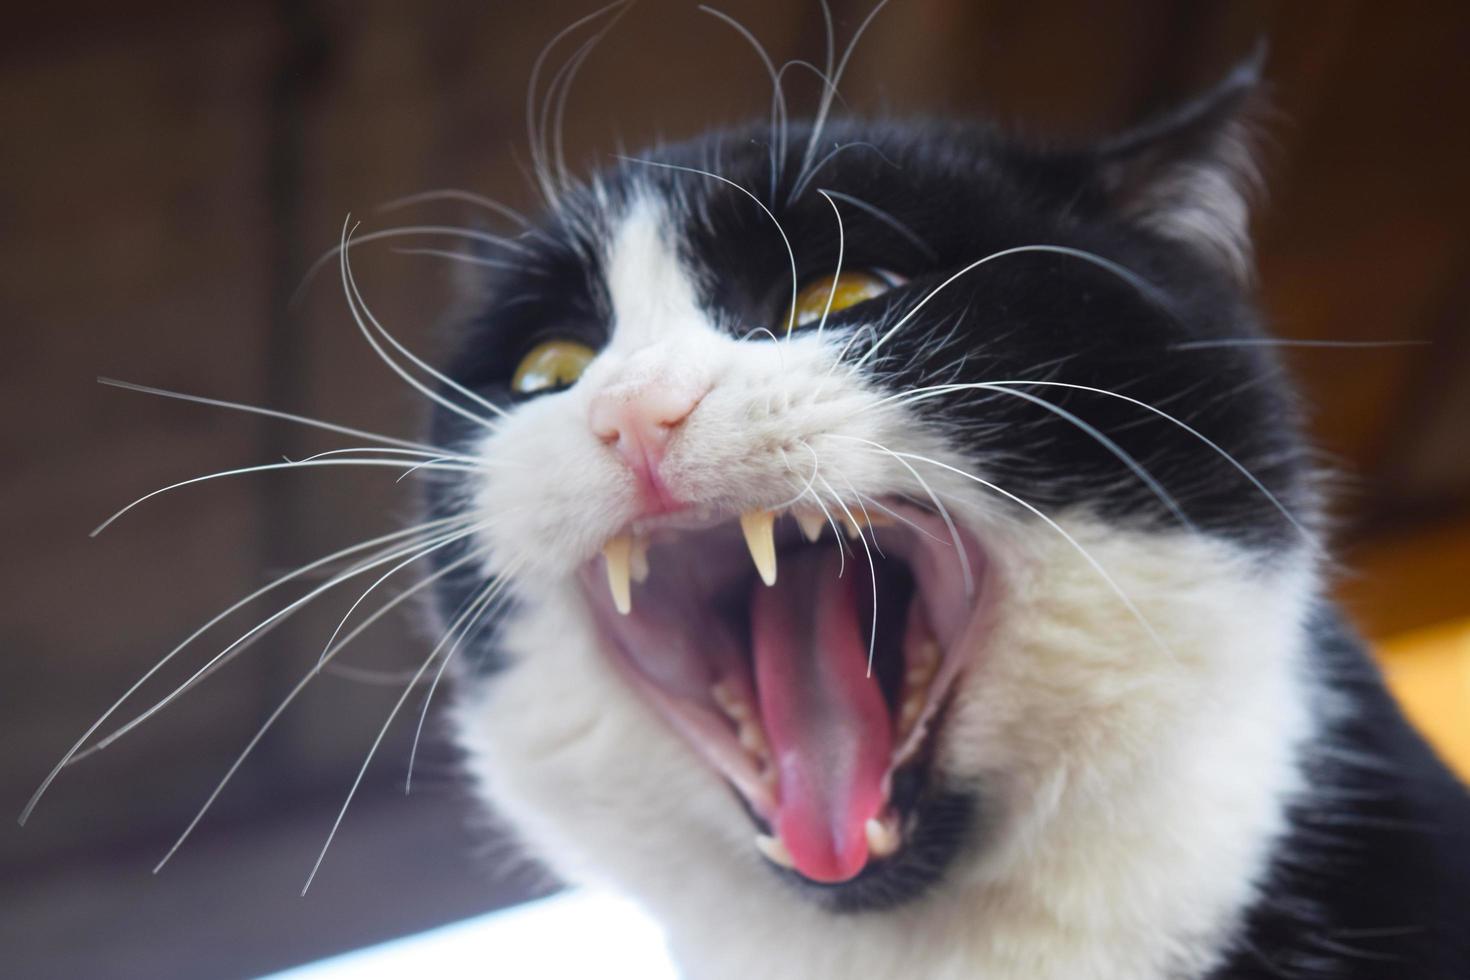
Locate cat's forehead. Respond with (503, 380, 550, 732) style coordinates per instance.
(600, 195, 709, 349)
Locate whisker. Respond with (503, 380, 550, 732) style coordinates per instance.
(16, 516, 466, 825)
(302, 566, 509, 894)
(1171, 338, 1430, 351)
(854, 245, 1175, 370)
(549, 5, 631, 195)
(867, 444, 1173, 661)
(74, 522, 486, 763)
(824, 434, 973, 598)
(340, 218, 509, 427)
(813, 190, 847, 344)
(96, 378, 449, 455)
(152, 549, 484, 877)
(388, 246, 529, 272)
(789, 142, 889, 204)
(297, 446, 479, 464)
(292, 224, 535, 307)
(883, 380, 1317, 551)
(699, 5, 789, 198)
(92, 458, 476, 538)
(375, 188, 535, 231)
(526, 1, 630, 205)
(618, 157, 799, 340)
(315, 527, 485, 668)
(796, 0, 890, 189)
(405, 564, 523, 794)
(817, 474, 879, 676)
(911, 384, 1193, 529)
(815, 189, 937, 261)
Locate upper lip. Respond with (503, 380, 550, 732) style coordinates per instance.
(576, 498, 991, 883)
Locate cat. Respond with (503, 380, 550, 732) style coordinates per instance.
(416, 40, 1470, 980)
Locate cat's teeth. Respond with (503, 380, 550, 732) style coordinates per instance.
(740, 510, 778, 586)
(630, 534, 651, 584)
(711, 681, 752, 722)
(898, 692, 924, 736)
(842, 514, 862, 539)
(603, 535, 633, 615)
(795, 510, 826, 543)
(738, 721, 769, 758)
(865, 814, 902, 859)
(755, 833, 795, 869)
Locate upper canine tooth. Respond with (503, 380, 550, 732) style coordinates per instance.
(603, 535, 633, 615)
(630, 534, 651, 583)
(842, 514, 862, 539)
(740, 510, 778, 586)
(795, 510, 825, 543)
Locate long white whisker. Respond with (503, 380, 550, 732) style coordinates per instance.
(302, 566, 507, 894)
(92, 459, 476, 538)
(797, 0, 890, 185)
(96, 378, 449, 454)
(297, 446, 479, 464)
(854, 245, 1174, 370)
(315, 528, 484, 668)
(771, 441, 822, 512)
(16, 517, 466, 825)
(826, 435, 974, 598)
(883, 380, 1316, 549)
(873, 445, 1172, 660)
(340, 219, 509, 425)
(79, 524, 485, 763)
(813, 190, 846, 344)
(375, 188, 535, 231)
(388, 246, 529, 272)
(915, 384, 1194, 528)
(618, 157, 799, 339)
(526, 1, 629, 205)
(153, 549, 483, 877)
(815, 189, 937, 261)
(698, 5, 787, 198)
(1171, 338, 1430, 351)
(292, 224, 535, 306)
(817, 475, 878, 676)
(405, 565, 522, 793)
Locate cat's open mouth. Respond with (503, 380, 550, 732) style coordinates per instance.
(577, 500, 989, 892)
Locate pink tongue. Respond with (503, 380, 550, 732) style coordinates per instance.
(751, 549, 892, 883)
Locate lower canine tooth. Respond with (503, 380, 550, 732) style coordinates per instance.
(756, 833, 795, 869)
(865, 816, 902, 858)
(740, 510, 778, 586)
(603, 535, 633, 615)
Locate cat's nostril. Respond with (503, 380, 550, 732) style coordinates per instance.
(588, 384, 706, 459)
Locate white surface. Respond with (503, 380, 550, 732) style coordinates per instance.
(264, 889, 679, 979)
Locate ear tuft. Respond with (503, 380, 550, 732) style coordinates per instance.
(1096, 44, 1268, 283)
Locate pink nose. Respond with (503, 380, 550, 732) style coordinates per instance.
(590, 383, 702, 462)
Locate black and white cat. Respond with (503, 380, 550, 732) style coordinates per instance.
(414, 42, 1470, 980)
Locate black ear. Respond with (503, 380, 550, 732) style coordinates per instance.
(1095, 44, 1268, 282)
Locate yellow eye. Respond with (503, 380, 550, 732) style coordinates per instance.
(511, 339, 596, 396)
(783, 270, 894, 331)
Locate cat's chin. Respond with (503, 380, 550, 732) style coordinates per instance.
(575, 499, 993, 906)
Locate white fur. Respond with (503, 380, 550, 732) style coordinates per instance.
(451, 194, 1316, 979)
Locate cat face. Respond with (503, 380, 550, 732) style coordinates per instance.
(429, 66, 1319, 976)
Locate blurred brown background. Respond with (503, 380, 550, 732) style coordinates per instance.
(3, 1, 1468, 977)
